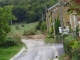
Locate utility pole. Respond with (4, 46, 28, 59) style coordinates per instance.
(58, 0, 64, 42)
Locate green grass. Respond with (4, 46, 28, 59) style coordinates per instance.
(0, 46, 22, 60)
(11, 22, 38, 35)
(45, 37, 56, 44)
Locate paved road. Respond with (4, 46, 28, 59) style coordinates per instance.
(15, 39, 64, 60)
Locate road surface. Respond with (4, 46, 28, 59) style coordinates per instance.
(15, 39, 64, 60)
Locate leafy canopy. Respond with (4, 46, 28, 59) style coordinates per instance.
(0, 6, 16, 44)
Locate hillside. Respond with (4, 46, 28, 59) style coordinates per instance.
(0, 0, 58, 23)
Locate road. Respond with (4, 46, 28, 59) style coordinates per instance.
(15, 39, 64, 60)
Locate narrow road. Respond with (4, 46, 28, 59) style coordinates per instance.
(15, 39, 64, 60)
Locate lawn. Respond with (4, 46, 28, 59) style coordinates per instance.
(11, 22, 38, 35)
(0, 46, 22, 60)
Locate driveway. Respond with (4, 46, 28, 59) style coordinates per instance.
(15, 39, 64, 60)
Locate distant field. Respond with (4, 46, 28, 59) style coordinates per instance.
(11, 22, 38, 35)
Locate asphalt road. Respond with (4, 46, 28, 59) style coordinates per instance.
(15, 39, 64, 60)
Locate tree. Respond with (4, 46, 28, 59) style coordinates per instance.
(0, 6, 16, 44)
(67, 0, 80, 15)
(12, 6, 27, 23)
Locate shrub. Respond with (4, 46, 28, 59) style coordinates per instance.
(23, 30, 36, 36)
(0, 36, 15, 47)
(40, 22, 47, 33)
(63, 35, 76, 56)
(46, 34, 54, 38)
(45, 37, 55, 44)
(71, 41, 80, 60)
(15, 26, 19, 31)
(36, 20, 42, 30)
(21, 25, 25, 27)
(23, 30, 27, 36)
(13, 34, 22, 46)
(54, 16, 61, 35)
(0, 32, 22, 47)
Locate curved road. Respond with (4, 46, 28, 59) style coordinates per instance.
(15, 39, 64, 60)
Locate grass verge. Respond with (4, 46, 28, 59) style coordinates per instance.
(45, 37, 56, 44)
(0, 46, 23, 60)
(59, 54, 71, 60)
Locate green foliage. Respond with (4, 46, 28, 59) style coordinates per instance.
(13, 34, 22, 46)
(54, 16, 61, 35)
(63, 34, 69, 39)
(0, 33, 22, 47)
(45, 37, 55, 44)
(67, 0, 80, 15)
(0, 0, 57, 23)
(76, 25, 79, 37)
(50, 26, 54, 34)
(40, 22, 47, 33)
(64, 35, 80, 60)
(0, 6, 16, 44)
(46, 34, 54, 38)
(71, 41, 80, 60)
(15, 26, 19, 31)
(36, 20, 42, 30)
(0, 36, 15, 47)
(23, 30, 36, 36)
(63, 35, 76, 56)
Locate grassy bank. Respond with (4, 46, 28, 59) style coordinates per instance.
(0, 46, 22, 60)
(11, 22, 38, 35)
(45, 37, 56, 44)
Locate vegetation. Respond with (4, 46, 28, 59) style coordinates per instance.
(0, 46, 22, 60)
(0, 5, 24, 60)
(45, 34, 55, 44)
(54, 16, 61, 35)
(67, 0, 80, 15)
(12, 22, 38, 35)
(40, 21, 47, 33)
(63, 35, 80, 60)
(0, 0, 57, 23)
(0, 6, 16, 44)
(45, 37, 55, 44)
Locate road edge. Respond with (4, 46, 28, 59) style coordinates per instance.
(10, 46, 25, 60)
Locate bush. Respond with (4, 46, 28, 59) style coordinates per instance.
(46, 34, 54, 38)
(13, 34, 22, 46)
(0, 36, 15, 47)
(45, 37, 55, 44)
(63, 34, 69, 39)
(40, 22, 47, 33)
(21, 25, 25, 27)
(63, 35, 80, 60)
(23, 30, 27, 36)
(63, 35, 76, 57)
(0, 32, 22, 48)
(36, 20, 42, 30)
(15, 26, 19, 31)
(71, 41, 80, 60)
(23, 30, 36, 36)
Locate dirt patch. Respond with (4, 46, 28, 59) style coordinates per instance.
(22, 34, 46, 39)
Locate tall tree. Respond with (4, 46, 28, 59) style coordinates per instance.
(0, 6, 16, 44)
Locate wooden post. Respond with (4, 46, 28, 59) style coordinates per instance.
(52, 11, 56, 39)
(46, 12, 50, 34)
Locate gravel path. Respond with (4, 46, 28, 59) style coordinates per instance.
(15, 39, 64, 60)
